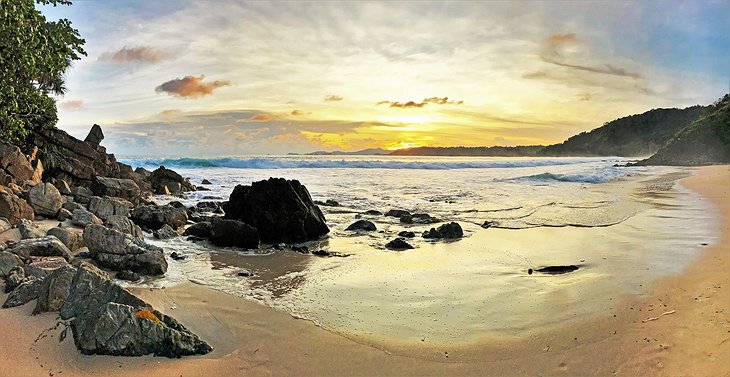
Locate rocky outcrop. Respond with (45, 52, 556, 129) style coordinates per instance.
(27, 182, 64, 217)
(0, 143, 36, 185)
(71, 208, 103, 227)
(34, 265, 76, 314)
(87, 196, 132, 221)
(209, 219, 259, 248)
(2, 277, 42, 308)
(11, 236, 73, 261)
(422, 222, 463, 239)
(223, 178, 329, 243)
(0, 251, 23, 277)
(345, 219, 376, 231)
(131, 204, 187, 231)
(105, 215, 144, 240)
(83, 224, 167, 275)
(0, 186, 34, 225)
(146, 166, 196, 195)
(91, 177, 141, 203)
(84, 124, 104, 146)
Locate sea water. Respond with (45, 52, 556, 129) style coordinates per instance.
(119, 155, 717, 344)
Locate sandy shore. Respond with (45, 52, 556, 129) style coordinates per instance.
(0, 165, 727, 376)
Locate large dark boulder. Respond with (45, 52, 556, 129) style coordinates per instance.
(146, 166, 196, 195)
(84, 124, 104, 146)
(183, 221, 211, 238)
(209, 219, 259, 248)
(222, 178, 329, 243)
(91, 177, 141, 203)
(83, 224, 167, 275)
(345, 219, 376, 231)
(131, 204, 187, 231)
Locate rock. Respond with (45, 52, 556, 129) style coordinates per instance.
(47, 227, 84, 251)
(201, 179, 212, 185)
(147, 166, 196, 195)
(362, 210, 383, 216)
(0, 187, 34, 225)
(71, 186, 93, 205)
(481, 221, 497, 229)
(54, 179, 73, 195)
(34, 265, 77, 314)
(62, 200, 86, 213)
(23, 256, 70, 279)
(398, 231, 416, 238)
(11, 236, 73, 261)
(57, 208, 73, 221)
(314, 199, 340, 207)
(84, 124, 104, 146)
(27, 182, 64, 217)
(0, 251, 23, 277)
(131, 204, 187, 231)
(87, 196, 132, 221)
(170, 252, 186, 261)
(291, 245, 309, 254)
(71, 301, 213, 357)
(401, 213, 441, 224)
(18, 219, 45, 239)
(153, 224, 178, 239)
(4, 266, 26, 292)
(529, 265, 579, 275)
(0, 217, 11, 233)
(91, 177, 141, 202)
(209, 219, 259, 249)
(385, 238, 414, 250)
(222, 178, 329, 243)
(71, 208, 103, 227)
(236, 269, 252, 277)
(116, 270, 141, 282)
(345, 219, 377, 231)
(385, 209, 410, 218)
(0, 143, 35, 183)
(83, 224, 167, 275)
(105, 215, 144, 240)
(195, 201, 221, 213)
(183, 221, 211, 239)
(3, 277, 42, 308)
(422, 222, 463, 239)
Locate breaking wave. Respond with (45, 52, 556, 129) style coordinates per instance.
(513, 168, 629, 183)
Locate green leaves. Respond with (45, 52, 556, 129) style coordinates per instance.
(0, 0, 85, 143)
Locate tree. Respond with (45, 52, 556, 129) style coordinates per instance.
(0, 0, 85, 144)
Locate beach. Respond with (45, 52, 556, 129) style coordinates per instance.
(0, 165, 727, 376)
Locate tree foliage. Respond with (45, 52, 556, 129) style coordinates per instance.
(0, 0, 85, 143)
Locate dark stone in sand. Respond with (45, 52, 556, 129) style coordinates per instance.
(401, 213, 441, 224)
(481, 221, 497, 229)
(422, 222, 463, 239)
(362, 210, 383, 216)
(385, 209, 410, 218)
(223, 178, 329, 243)
(398, 231, 416, 238)
(170, 252, 186, 261)
(201, 179, 212, 185)
(529, 265, 579, 275)
(385, 238, 414, 250)
(345, 219, 377, 231)
(237, 269, 252, 277)
(209, 218, 259, 249)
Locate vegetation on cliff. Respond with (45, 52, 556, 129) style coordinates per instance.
(0, 0, 86, 143)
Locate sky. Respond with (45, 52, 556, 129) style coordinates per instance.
(41, 0, 729, 156)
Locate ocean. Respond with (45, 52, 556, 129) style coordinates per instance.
(119, 155, 717, 345)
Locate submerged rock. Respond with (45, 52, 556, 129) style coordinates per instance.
(345, 219, 377, 231)
(223, 178, 329, 243)
(397, 231, 416, 238)
(529, 265, 580, 275)
(422, 222, 463, 239)
(385, 238, 414, 250)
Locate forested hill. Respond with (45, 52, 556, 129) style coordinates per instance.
(389, 146, 544, 157)
(539, 106, 705, 157)
(637, 95, 730, 165)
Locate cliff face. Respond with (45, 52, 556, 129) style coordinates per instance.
(539, 106, 705, 157)
(638, 96, 730, 166)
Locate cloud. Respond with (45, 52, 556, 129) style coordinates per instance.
(155, 75, 231, 98)
(541, 33, 642, 79)
(377, 97, 463, 108)
(159, 109, 182, 118)
(324, 95, 344, 102)
(99, 46, 169, 64)
(291, 109, 311, 116)
(244, 114, 275, 122)
(58, 100, 84, 111)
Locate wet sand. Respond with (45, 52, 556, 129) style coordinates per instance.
(0, 165, 727, 376)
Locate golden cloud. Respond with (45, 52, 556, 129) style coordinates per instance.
(155, 75, 231, 98)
